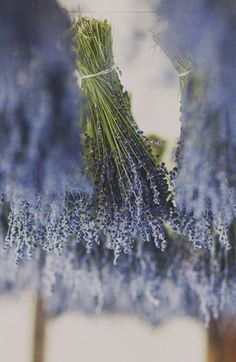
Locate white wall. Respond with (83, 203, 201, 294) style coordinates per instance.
(46, 314, 206, 362)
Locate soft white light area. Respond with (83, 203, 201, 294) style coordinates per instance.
(0, 292, 34, 362)
(46, 314, 207, 362)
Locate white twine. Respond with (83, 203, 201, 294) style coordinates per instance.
(179, 69, 192, 78)
(81, 64, 117, 81)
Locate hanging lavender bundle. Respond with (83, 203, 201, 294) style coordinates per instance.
(0, 226, 195, 324)
(0, 200, 187, 323)
(178, 227, 236, 326)
(155, 0, 236, 249)
(73, 18, 174, 261)
(40, 231, 236, 327)
(1, 205, 236, 327)
(0, 202, 34, 292)
(0, 0, 85, 261)
(36, 238, 193, 324)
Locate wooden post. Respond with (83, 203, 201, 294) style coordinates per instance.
(208, 318, 236, 362)
(32, 297, 46, 362)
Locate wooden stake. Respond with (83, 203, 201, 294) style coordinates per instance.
(32, 297, 46, 362)
(208, 318, 236, 362)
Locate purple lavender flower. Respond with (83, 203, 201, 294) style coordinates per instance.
(0, 0, 85, 260)
(156, 0, 236, 249)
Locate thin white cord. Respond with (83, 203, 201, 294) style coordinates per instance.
(70, 10, 155, 14)
(81, 64, 117, 81)
(179, 69, 192, 77)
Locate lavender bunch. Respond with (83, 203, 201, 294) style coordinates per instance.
(178, 228, 236, 326)
(40, 240, 190, 322)
(36, 233, 235, 326)
(0, 227, 193, 324)
(2, 209, 236, 327)
(0, 168, 197, 325)
(73, 18, 174, 261)
(155, 0, 236, 249)
(0, 203, 34, 292)
(0, 0, 86, 261)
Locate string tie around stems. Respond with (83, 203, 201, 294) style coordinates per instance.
(81, 64, 117, 81)
(179, 69, 192, 78)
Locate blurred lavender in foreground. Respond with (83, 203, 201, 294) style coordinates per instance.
(0, 0, 85, 260)
(2, 223, 236, 327)
(155, 0, 236, 249)
(42, 234, 236, 326)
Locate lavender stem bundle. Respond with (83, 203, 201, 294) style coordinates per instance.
(0, 0, 85, 262)
(73, 18, 174, 261)
(155, 0, 236, 250)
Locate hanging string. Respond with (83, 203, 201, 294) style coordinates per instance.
(81, 64, 117, 81)
(69, 10, 156, 14)
(179, 69, 192, 78)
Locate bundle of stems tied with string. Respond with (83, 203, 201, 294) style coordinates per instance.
(73, 18, 174, 262)
(154, 0, 236, 251)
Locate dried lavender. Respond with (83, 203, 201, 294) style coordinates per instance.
(40, 240, 187, 321)
(0, 228, 189, 324)
(0, 180, 196, 324)
(178, 230, 236, 326)
(2, 205, 236, 327)
(0, 0, 85, 260)
(31, 233, 236, 326)
(73, 18, 174, 261)
(155, 0, 236, 249)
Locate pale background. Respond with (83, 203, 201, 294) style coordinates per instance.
(0, 0, 207, 361)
